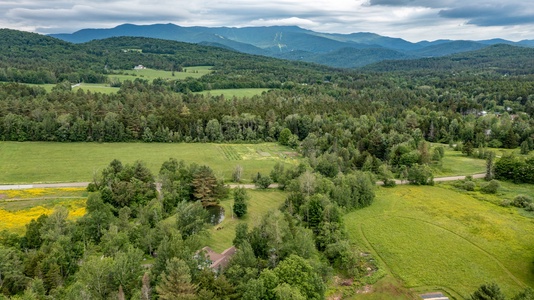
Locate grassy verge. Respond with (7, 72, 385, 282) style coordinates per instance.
(345, 184, 534, 298)
(0, 142, 300, 184)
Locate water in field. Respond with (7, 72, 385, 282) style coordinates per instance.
(206, 205, 225, 225)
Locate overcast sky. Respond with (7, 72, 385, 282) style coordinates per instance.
(1, 0, 533, 42)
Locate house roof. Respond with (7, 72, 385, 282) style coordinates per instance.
(201, 246, 237, 270)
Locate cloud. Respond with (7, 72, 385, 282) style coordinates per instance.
(0, 0, 533, 41)
(439, 4, 534, 26)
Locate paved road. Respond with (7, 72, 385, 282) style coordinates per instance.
(0, 174, 486, 191)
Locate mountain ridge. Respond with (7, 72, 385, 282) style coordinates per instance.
(46, 23, 534, 68)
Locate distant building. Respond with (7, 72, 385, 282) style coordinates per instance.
(134, 65, 146, 70)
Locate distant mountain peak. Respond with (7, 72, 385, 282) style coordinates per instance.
(48, 23, 533, 69)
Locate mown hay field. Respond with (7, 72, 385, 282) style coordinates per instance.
(0, 142, 300, 184)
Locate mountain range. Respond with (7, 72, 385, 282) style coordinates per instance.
(49, 23, 534, 69)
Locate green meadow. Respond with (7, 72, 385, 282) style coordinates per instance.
(0, 142, 300, 184)
(430, 145, 486, 177)
(72, 83, 119, 94)
(198, 88, 270, 98)
(108, 66, 212, 81)
(206, 189, 287, 253)
(345, 184, 534, 298)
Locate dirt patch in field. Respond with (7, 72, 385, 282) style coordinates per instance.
(257, 151, 271, 157)
(356, 285, 372, 294)
(0, 194, 6, 199)
(281, 151, 299, 157)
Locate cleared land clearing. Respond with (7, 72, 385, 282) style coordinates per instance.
(345, 184, 534, 298)
(198, 88, 270, 98)
(72, 83, 119, 94)
(0, 142, 300, 184)
(109, 66, 212, 81)
(0, 188, 87, 234)
(206, 189, 287, 253)
(430, 146, 486, 177)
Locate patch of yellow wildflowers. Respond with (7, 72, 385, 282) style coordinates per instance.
(2, 187, 86, 199)
(0, 199, 87, 234)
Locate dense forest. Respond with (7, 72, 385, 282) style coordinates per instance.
(1, 28, 534, 299)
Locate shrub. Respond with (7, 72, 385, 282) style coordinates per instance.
(383, 178, 397, 187)
(463, 181, 476, 191)
(255, 175, 273, 189)
(512, 195, 533, 208)
(407, 164, 434, 185)
(481, 180, 500, 194)
(500, 199, 512, 207)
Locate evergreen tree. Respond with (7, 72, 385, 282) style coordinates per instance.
(156, 258, 197, 300)
(233, 187, 249, 218)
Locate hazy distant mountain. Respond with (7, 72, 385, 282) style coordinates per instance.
(411, 41, 487, 57)
(364, 44, 534, 74)
(50, 23, 534, 68)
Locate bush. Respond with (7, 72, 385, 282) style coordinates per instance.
(407, 164, 434, 185)
(383, 178, 397, 187)
(463, 181, 476, 191)
(500, 199, 512, 207)
(512, 195, 533, 208)
(481, 180, 500, 194)
(255, 175, 273, 189)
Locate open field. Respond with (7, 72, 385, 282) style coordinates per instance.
(72, 83, 119, 94)
(108, 66, 212, 81)
(0, 142, 300, 184)
(0, 188, 87, 234)
(198, 88, 270, 98)
(345, 184, 534, 298)
(430, 146, 486, 177)
(206, 189, 287, 253)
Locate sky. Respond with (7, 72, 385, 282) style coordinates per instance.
(1, 0, 533, 42)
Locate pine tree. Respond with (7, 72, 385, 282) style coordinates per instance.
(156, 258, 197, 300)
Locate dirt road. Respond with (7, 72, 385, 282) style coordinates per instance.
(0, 174, 486, 191)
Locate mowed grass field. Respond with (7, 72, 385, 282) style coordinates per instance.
(345, 185, 534, 298)
(198, 88, 270, 98)
(0, 142, 300, 184)
(108, 66, 212, 81)
(430, 146, 486, 177)
(206, 189, 287, 253)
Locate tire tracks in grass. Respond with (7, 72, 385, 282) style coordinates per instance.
(357, 220, 462, 299)
(396, 215, 527, 288)
(356, 213, 527, 291)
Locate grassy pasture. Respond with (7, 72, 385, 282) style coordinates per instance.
(430, 145, 486, 177)
(345, 184, 534, 298)
(108, 66, 212, 81)
(72, 83, 119, 94)
(206, 189, 287, 253)
(198, 88, 270, 98)
(0, 142, 300, 184)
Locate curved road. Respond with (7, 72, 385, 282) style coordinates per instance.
(0, 174, 486, 191)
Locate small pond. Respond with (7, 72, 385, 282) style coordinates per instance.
(206, 205, 225, 225)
